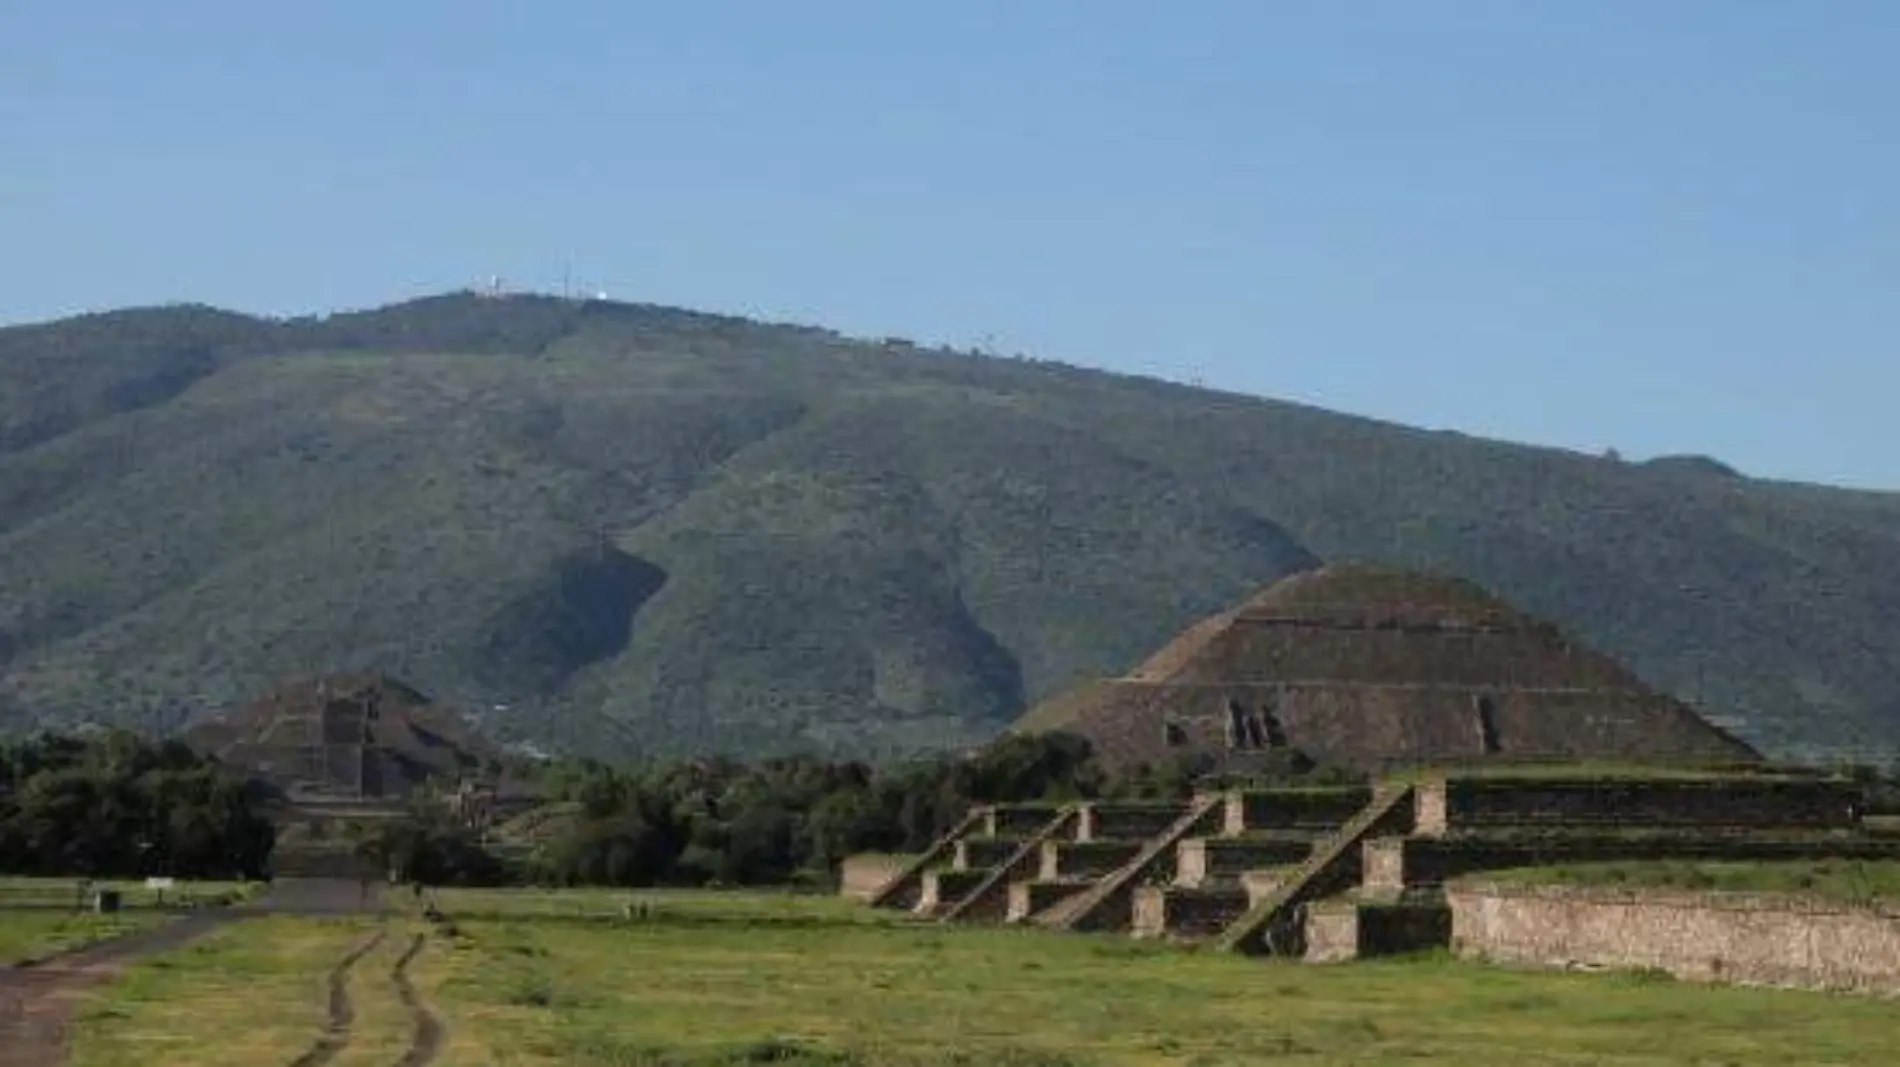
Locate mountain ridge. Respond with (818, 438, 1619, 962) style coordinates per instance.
(1, 291, 1895, 763)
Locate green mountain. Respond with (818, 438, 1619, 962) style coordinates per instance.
(2, 293, 1896, 763)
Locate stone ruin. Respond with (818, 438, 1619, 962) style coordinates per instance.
(1013, 564, 1759, 774)
(186, 673, 519, 878)
(863, 772, 1895, 965)
(186, 672, 500, 801)
(858, 566, 1898, 969)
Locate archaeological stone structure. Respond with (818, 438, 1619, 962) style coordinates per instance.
(186, 672, 502, 801)
(1013, 565, 1760, 774)
(858, 771, 1900, 984)
(186, 672, 531, 878)
(1446, 883, 1900, 993)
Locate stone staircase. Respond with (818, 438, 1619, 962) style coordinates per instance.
(865, 807, 989, 911)
(1121, 787, 1376, 941)
(1267, 773, 1880, 963)
(1211, 783, 1417, 955)
(861, 771, 1889, 968)
(937, 806, 1079, 922)
(1039, 796, 1224, 932)
(866, 788, 1384, 940)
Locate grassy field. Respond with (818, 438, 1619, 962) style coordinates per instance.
(1487, 858, 1900, 903)
(0, 911, 163, 964)
(0, 876, 262, 909)
(42, 888, 1900, 1066)
(429, 885, 912, 924)
(65, 915, 408, 1067)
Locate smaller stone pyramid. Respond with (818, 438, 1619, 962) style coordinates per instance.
(1015, 565, 1759, 773)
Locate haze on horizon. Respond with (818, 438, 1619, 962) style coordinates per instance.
(3, 1, 1894, 490)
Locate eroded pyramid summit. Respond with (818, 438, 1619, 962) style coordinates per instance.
(1016, 565, 1759, 773)
(186, 672, 500, 799)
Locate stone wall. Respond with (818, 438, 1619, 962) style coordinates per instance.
(1177, 836, 1310, 884)
(986, 804, 1065, 837)
(1366, 832, 1900, 892)
(1415, 777, 1861, 834)
(1078, 802, 1189, 841)
(1040, 840, 1144, 880)
(1132, 884, 1250, 937)
(955, 838, 1021, 871)
(1448, 882, 1900, 993)
(1065, 681, 1751, 775)
(1303, 902, 1360, 963)
(839, 853, 916, 901)
(1223, 788, 1370, 834)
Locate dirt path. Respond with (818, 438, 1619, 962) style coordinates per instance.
(391, 933, 443, 1067)
(0, 878, 396, 1067)
(287, 929, 387, 1067)
(0, 912, 234, 1067)
(242, 877, 387, 917)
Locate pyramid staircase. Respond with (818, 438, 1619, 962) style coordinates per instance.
(867, 788, 1381, 940)
(1226, 772, 1891, 961)
(864, 770, 1895, 967)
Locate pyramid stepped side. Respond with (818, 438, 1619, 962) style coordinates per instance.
(185, 672, 500, 799)
(1017, 566, 1759, 774)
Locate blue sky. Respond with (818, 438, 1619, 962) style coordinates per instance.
(4, 2, 1894, 488)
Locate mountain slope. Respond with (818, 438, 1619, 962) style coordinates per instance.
(0, 293, 1895, 761)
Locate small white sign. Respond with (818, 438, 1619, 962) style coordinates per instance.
(145, 877, 176, 891)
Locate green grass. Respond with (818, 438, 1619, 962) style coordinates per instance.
(66, 915, 399, 1067)
(51, 888, 1900, 1065)
(430, 885, 913, 925)
(410, 889, 1900, 1066)
(1484, 858, 1900, 904)
(0, 877, 262, 909)
(0, 911, 162, 964)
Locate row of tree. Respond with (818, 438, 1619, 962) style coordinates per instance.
(354, 735, 1359, 889)
(0, 731, 275, 880)
(0, 726, 1358, 888)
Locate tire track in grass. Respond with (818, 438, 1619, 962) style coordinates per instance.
(391, 933, 443, 1067)
(287, 929, 386, 1067)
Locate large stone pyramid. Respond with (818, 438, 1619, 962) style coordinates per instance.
(1014, 565, 1759, 773)
(186, 672, 501, 799)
